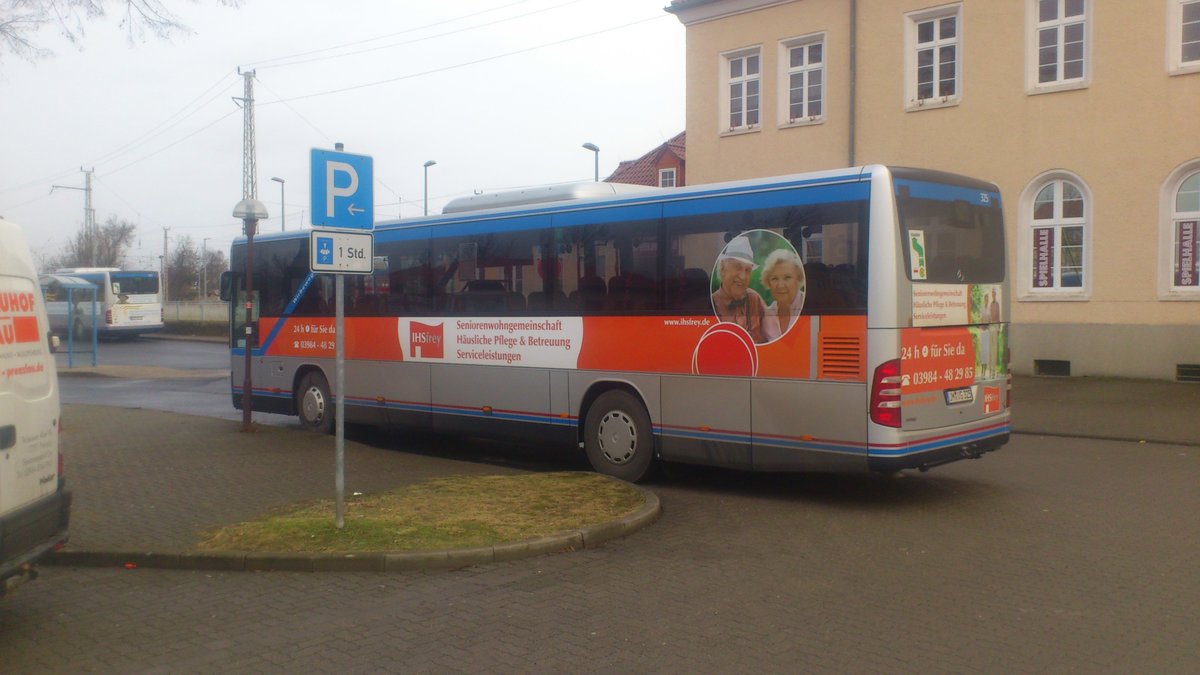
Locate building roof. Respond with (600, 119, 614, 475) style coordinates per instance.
(604, 131, 686, 186)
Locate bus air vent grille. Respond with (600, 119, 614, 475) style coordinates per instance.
(818, 334, 865, 382)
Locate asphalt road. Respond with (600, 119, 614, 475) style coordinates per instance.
(57, 337, 300, 426)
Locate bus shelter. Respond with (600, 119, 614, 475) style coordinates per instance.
(39, 274, 98, 368)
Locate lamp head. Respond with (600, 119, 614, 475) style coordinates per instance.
(232, 198, 268, 220)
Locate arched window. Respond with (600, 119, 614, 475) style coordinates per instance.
(1022, 174, 1089, 295)
(1167, 170, 1200, 292)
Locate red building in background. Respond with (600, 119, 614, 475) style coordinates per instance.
(604, 131, 685, 188)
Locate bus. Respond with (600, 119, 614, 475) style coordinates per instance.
(224, 166, 1010, 482)
(48, 268, 163, 339)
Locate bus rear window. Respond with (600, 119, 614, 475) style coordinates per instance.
(896, 180, 1005, 284)
(110, 273, 159, 295)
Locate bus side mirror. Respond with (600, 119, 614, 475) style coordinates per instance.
(218, 271, 233, 302)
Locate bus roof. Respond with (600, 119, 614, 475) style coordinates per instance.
(234, 165, 998, 246)
(442, 181, 662, 214)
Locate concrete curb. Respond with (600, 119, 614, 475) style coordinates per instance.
(45, 484, 661, 573)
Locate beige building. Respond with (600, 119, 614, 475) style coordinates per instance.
(667, 0, 1200, 380)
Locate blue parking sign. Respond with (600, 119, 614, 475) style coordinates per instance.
(315, 236, 334, 265)
(311, 148, 374, 230)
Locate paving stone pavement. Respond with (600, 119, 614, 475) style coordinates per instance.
(2, 433, 1197, 673)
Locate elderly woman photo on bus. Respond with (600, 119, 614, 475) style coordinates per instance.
(711, 235, 767, 343)
(761, 247, 807, 342)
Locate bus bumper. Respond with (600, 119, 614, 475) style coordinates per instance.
(867, 422, 1010, 473)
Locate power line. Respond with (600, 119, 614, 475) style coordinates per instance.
(242, 0, 538, 69)
(0, 73, 236, 196)
(250, 0, 587, 72)
(261, 14, 668, 105)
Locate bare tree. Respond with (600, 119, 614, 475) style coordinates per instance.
(165, 234, 201, 300)
(201, 246, 227, 300)
(1, 1, 239, 63)
(44, 215, 138, 269)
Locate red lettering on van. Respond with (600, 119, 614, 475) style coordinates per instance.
(0, 292, 35, 313)
(0, 316, 40, 344)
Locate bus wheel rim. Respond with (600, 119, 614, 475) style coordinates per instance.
(598, 410, 636, 465)
(303, 387, 325, 423)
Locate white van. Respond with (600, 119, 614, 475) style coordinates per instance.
(0, 217, 71, 597)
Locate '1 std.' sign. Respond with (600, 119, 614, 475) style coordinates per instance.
(309, 229, 375, 275)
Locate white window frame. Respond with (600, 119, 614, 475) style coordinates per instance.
(904, 4, 963, 112)
(658, 168, 677, 188)
(1157, 160, 1200, 299)
(1017, 170, 1093, 301)
(720, 46, 763, 135)
(778, 32, 826, 128)
(1026, 0, 1092, 94)
(1167, 0, 1200, 75)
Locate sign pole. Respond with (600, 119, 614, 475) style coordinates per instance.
(335, 272, 345, 529)
(310, 145, 373, 532)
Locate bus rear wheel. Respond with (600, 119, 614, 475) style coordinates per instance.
(584, 390, 656, 483)
(297, 371, 333, 434)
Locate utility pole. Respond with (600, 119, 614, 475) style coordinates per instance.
(234, 69, 258, 200)
(51, 167, 96, 266)
(162, 226, 170, 301)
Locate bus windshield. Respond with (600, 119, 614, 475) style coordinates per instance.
(895, 178, 1005, 284)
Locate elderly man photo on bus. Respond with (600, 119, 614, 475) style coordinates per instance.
(761, 247, 807, 342)
(711, 235, 767, 343)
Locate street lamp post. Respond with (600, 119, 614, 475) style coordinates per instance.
(270, 177, 286, 231)
(582, 143, 599, 181)
(201, 237, 211, 299)
(232, 197, 268, 433)
(423, 160, 437, 216)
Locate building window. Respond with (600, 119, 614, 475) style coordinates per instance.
(905, 5, 961, 110)
(722, 47, 761, 133)
(659, 168, 677, 188)
(1027, 0, 1090, 92)
(779, 34, 824, 125)
(1169, 0, 1200, 75)
(1159, 163, 1200, 298)
(1020, 173, 1091, 298)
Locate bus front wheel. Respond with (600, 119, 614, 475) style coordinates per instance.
(297, 371, 333, 434)
(584, 390, 656, 483)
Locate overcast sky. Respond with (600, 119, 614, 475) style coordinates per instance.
(0, 0, 684, 271)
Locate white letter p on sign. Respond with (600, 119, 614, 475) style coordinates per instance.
(325, 161, 359, 217)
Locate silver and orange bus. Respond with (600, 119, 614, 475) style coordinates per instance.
(225, 165, 1010, 482)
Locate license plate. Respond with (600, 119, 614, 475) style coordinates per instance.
(130, 315, 142, 321)
(944, 387, 974, 405)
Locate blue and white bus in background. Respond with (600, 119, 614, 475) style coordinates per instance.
(46, 268, 163, 339)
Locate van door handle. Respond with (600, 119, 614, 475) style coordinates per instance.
(0, 425, 14, 451)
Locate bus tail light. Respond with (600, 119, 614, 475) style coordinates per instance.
(1004, 346, 1012, 408)
(105, 309, 113, 325)
(870, 359, 903, 428)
